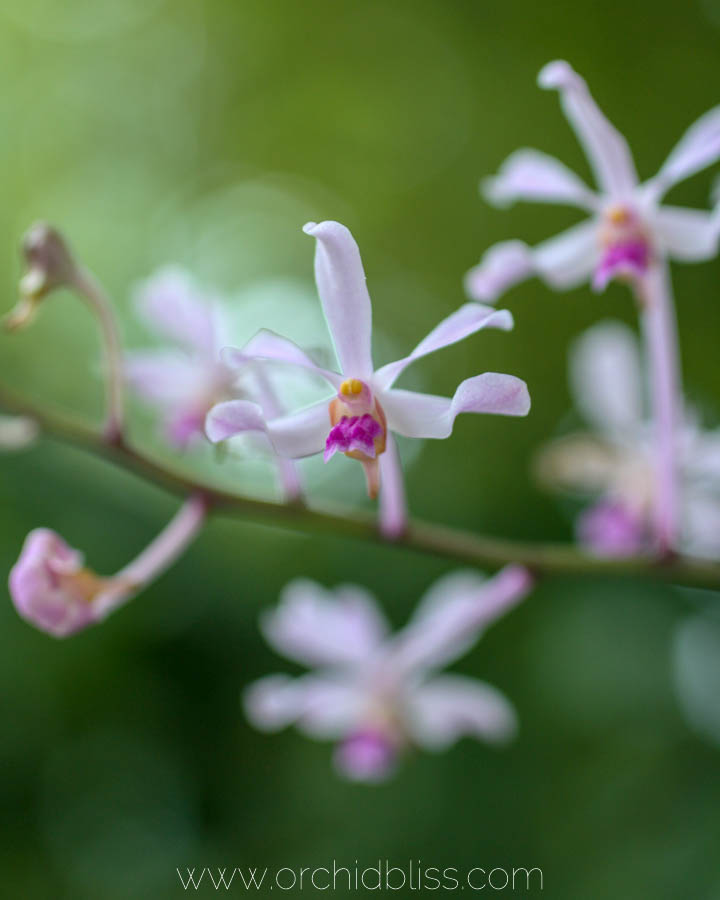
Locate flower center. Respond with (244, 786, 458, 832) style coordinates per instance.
(325, 379, 387, 498)
(333, 728, 398, 782)
(594, 204, 651, 291)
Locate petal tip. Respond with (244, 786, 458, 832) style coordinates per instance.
(537, 59, 577, 91)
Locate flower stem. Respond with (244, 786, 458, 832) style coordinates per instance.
(98, 493, 208, 617)
(636, 263, 682, 555)
(71, 268, 125, 444)
(2, 382, 720, 589)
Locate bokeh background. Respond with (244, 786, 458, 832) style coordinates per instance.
(2, 0, 720, 897)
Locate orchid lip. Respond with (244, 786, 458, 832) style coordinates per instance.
(593, 239, 650, 291)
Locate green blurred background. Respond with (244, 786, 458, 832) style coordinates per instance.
(2, 0, 720, 897)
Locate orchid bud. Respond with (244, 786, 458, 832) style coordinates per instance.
(8, 529, 124, 638)
(5, 223, 79, 331)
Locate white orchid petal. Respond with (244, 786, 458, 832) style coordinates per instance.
(651, 205, 720, 262)
(126, 351, 215, 406)
(243, 673, 363, 739)
(205, 398, 329, 458)
(303, 221, 374, 379)
(645, 105, 720, 201)
(532, 219, 599, 289)
(464, 240, 535, 303)
(483, 148, 598, 210)
(134, 266, 218, 355)
(538, 61, 638, 196)
(228, 330, 342, 388)
(260, 578, 389, 667)
(569, 320, 643, 434)
(374, 304, 514, 390)
(392, 565, 531, 674)
(381, 374, 530, 440)
(407, 675, 518, 749)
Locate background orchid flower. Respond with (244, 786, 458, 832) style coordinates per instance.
(466, 60, 720, 555)
(206, 221, 530, 537)
(126, 267, 240, 449)
(126, 266, 301, 500)
(536, 321, 720, 558)
(8, 496, 207, 638)
(466, 60, 720, 302)
(244, 565, 532, 782)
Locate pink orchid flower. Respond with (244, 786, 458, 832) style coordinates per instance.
(126, 266, 301, 500)
(536, 321, 720, 558)
(467, 60, 720, 302)
(244, 565, 532, 782)
(125, 267, 239, 448)
(206, 221, 530, 536)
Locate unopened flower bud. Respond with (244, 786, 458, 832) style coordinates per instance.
(8, 529, 125, 638)
(4, 223, 79, 331)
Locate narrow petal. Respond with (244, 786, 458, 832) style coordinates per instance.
(534, 433, 622, 495)
(373, 304, 514, 390)
(483, 148, 598, 210)
(205, 399, 329, 458)
(378, 433, 407, 539)
(538, 61, 638, 196)
(303, 221, 374, 378)
(407, 675, 518, 749)
(651, 206, 720, 262)
(125, 351, 210, 406)
(569, 320, 643, 434)
(464, 240, 534, 303)
(381, 374, 530, 441)
(532, 219, 599, 289)
(644, 105, 720, 201)
(243, 673, 363, 739)
(392, 565, 532, 674)
(260, 578, 389, 667)
(227, 330, 342, 388)
(134, 266, 217, 355)
(205, 399, 267, 443)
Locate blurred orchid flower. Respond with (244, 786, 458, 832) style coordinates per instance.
(126, 267, 239, 448)
(8, 496, 207, 638)
(536, 321, 720, 558)
(206, 221, 530, 536)
(244, 564, 532, 782)
(0, 414, 38, 450)
(466, 61, 720, 301)
(126, 267, 301, 500)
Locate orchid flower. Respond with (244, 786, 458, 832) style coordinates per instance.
(467, 61, 720, 302)
(126, 267, 301, 500)
(244, 565, 532, 782)
(8, 495, 207, 638)
(466, 61, 720, 555)
(536, 321, 720, 559)
(206, 221, 530, 537)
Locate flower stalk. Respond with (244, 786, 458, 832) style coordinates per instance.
(71, 266, 126, 444)
(635, 263, 683, 555)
